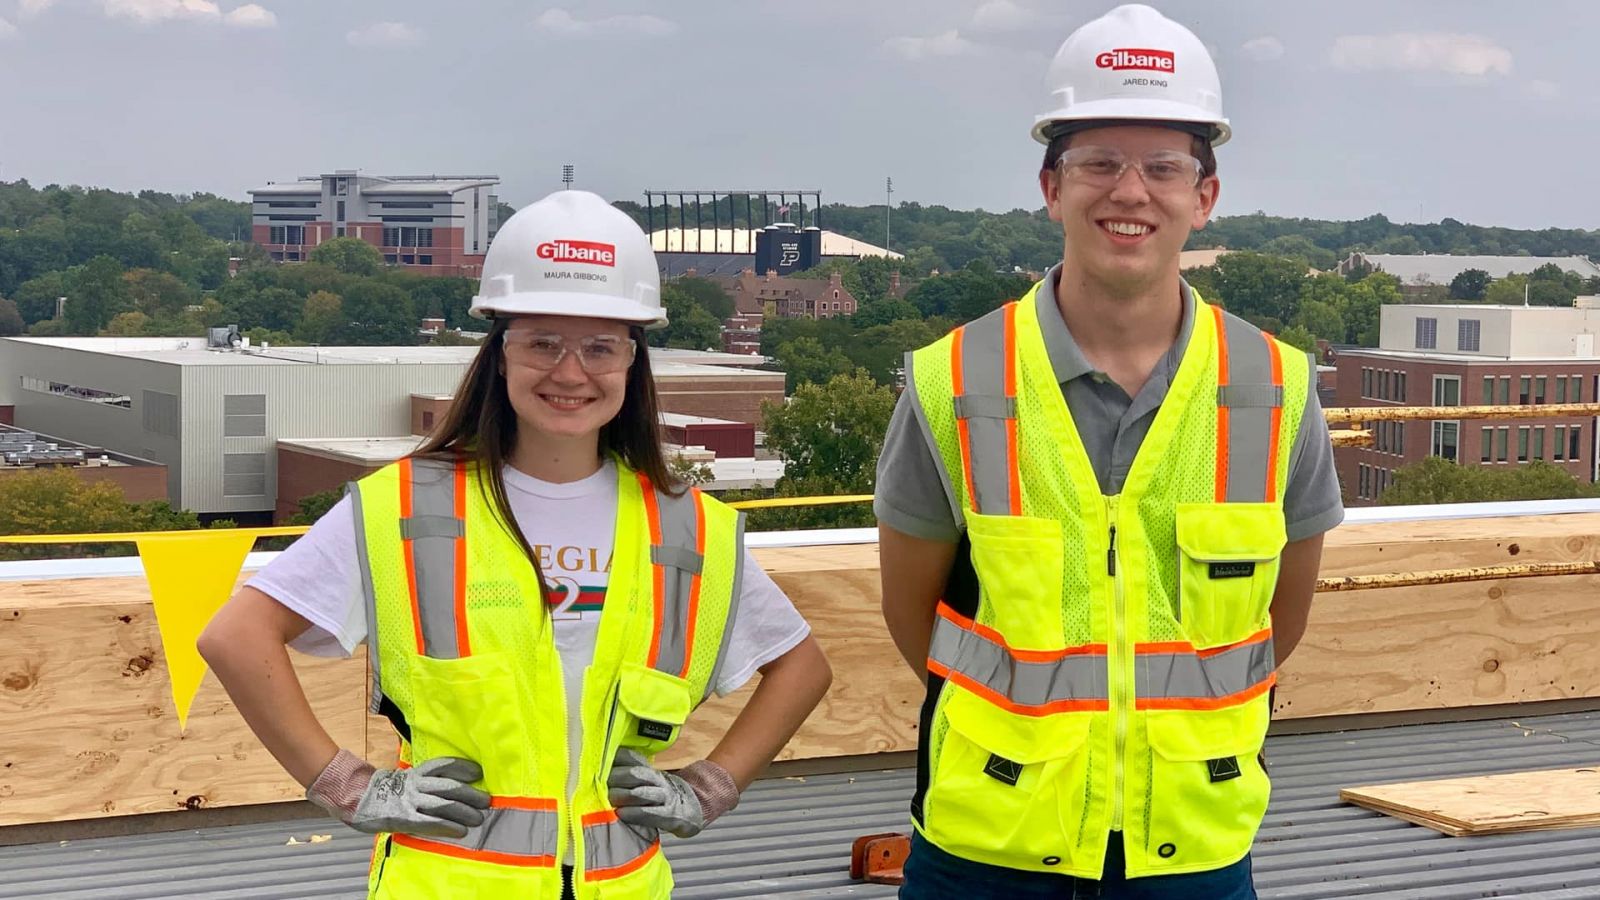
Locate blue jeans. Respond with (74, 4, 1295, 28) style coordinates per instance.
(899, 832, 1256, 900)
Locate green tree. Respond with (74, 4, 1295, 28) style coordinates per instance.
(1208, 252, 1308, 325)
(0, 469, 204, 561)
(64, 255, 132, 334)
(308, 236, 384, 276)
(1379, 457, 1600, 505)
(125, 268, 196, 319)
(1448, 268, 1490, 301)
(775, 336, 855, 391)
(331, 281, 416, 345)
(1484, 274, 1528, 306)
(848, 318, 940, 386)
(288, 488, 344, 525)
(0, 297, 22, 336)
(297, 290, 343, 344)
(1291, 298, 1345, 345)
(670, 276, 735, 321)
(11, 272, 67, 325)
(851, 297, 922, 328)
(103, 310, 151, 335)
(652, 286, 723, 350)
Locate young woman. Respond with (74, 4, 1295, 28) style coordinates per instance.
(199, 189, 832, 900)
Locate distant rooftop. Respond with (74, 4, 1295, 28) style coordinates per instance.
(1348, 252, 1600, 284)
(250, 173, 499, 196)
(277, 436, 425, 465)
(650, 227, 903, 260)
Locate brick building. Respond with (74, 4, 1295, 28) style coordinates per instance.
(0, 424, 167, 502)
(250, 172, 499, 277)
(1335, 303, 1600, 505)
(716, 270, 859, 319)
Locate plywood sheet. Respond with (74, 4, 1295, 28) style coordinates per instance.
(1342, 767, 1600, 836)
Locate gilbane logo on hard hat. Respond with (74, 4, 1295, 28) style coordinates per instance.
(535, 239, 616, 266)
(1095, 48, 1175, 72)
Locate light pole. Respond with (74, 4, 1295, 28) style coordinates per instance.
(562, 165, 575, 190)
(885, 176, 893, 253)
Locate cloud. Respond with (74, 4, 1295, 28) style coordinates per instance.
(970, 0, 1032, 33)
(103, 0, 221, 23)
(1241, 36, 1284, 62)
(0, 16, 15, 37)
(1330, 33, 1512, 78)
(346, 21, 421, 47)
(223, 3, 274, 28)
(884, 29, 976, 61)
(534, 8, 678, 38)
(18, 0, 57, 19)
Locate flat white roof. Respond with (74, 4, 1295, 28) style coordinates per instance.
(3, 338, 777, 376)
(1340, 347, 1600, 364)
(278, 435, 424, 463)
(661, 412, 747, 427)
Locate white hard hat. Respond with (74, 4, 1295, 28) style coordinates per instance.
(470, 189, 666, 327)
(1031, 4, 1230, 147)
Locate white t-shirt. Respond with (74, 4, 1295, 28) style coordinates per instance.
(249, 459, 809, 847)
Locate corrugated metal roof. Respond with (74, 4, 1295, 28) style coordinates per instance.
(2, 712, 1597, 898)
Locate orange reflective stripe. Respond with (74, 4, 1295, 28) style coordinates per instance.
(396, 457, 424, 655)
(1002, 302, 1022, 516)
(1210, 304, 1230, 503)
(453, 459, 470, 658)
(935, 603, 1107, 662)
(580, 809, 663, 881)
(1265, 335, 1284, 502)
(586, 840, 661, 881)
(638, 472, 666, 669)
(492, 796, 558, 811)
(1135, 626, 1273, 659)
(391, 833, 557, 868)
(951, 326, 980, 513)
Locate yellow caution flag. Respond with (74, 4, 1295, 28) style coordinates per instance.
(135, 532, 257, 729)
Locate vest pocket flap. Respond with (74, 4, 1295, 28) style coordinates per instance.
(1145, 702, 1270, 762)
(1174, 502, 1287, 562)
(942, 688, 1090, 765)
(617, 662, 693, 727)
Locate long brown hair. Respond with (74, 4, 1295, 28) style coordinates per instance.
(413, 316, 680, 569)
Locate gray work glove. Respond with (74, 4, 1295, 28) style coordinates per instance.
(306, 749, 491, 839)
(606, 748, 740, 839)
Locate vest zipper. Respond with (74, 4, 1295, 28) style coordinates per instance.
(1106, 496, 1129, 833)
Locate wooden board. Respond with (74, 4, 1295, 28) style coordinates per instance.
(1341, 768, 1600, 836)
(0, 575, 367, 827)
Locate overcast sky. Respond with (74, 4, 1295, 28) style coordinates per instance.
(1, 1, 1594, 230)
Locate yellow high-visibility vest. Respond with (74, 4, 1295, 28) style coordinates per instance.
(351, 455, 745, 899)
(908, 283, 1308, 878)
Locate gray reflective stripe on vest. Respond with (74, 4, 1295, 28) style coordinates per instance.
(649, 486, 705, 679)
(951, 314, 1015, 516)
(426, 805, 560, 863)
(928, 615, 1108, 709)
(1216, 313, 1282, 504)
(703, 510, 747, 703)
(348, 481, 383, 714)
(404, 457, 465, 659)
(1136, 637, 1276, 703)
(582, 816, 659, 877)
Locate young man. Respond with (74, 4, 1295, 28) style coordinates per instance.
(874, 5, 1343, 898)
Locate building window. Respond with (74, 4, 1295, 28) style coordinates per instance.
(267, 225, 305, 245)
(1396, 421, 1404, 455)
(382, 226, 434, 248)
(1480, 426, 1493, 463)
(1520, 376, 1532, 405)
(223, 394, 267, 437)
(336, 226, 345, 237)
(1556, 425, 1568, 461)
(1572, 375, 1584, 402)
(1416, 317, 1438, 350)
(1518, 426, 1530, 462)
(1482, 375, 1495, 404)
(1496, 426, 1509, 462)
(1362, 367, 1373, 398)
(336, 200, 346, 221)
(1380, 370, 1390, 399)
(1557, 376, 1568, 404)
(1533, 426, 1545, 461)
(1432, 375, 1460, 407)
(384, 254, 398, 263)
(1396, 372, 1407, 402)
(1572, 425, 1583, 461)
(1458, 319, 1481, 352)
(1535, 376, 1547, 404)
(21, 375, 132, 408)
(421, 411, 435, 431)
(1497, 376, 1510, 405)
(1358, 464, 1370, 499)
(223, 452, 267, 497)
(1431, 421, 1458, 462)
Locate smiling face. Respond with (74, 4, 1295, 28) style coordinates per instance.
(1039, 124, 1220, 296)
(499, 314, 633, 444)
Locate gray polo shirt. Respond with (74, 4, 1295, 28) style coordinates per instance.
(874, 268, 1345, 544)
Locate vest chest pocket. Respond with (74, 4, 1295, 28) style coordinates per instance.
(407, 652, 531, 796)
(1174, 503, 1286, 649)
(613, 662, 693, 757)
(965, 512, 1066, 650)
(925, 689, 1093, 873)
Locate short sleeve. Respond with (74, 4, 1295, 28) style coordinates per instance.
(711, 550, 811, 696)
(1282, 376, 1345, 542)
(246, 495, 367, 657)
(873, 385, 963, 543)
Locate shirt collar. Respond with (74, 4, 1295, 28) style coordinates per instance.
(1033, 264, 1196, 387)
